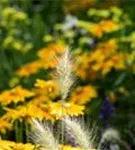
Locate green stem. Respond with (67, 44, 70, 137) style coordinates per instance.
(25, 119, 29, 143)
(15, 120, 20, 142)
(61, 101, 65, 145)
(15, 120, 23, 142)
(33, 145, 37, 150)
(20, 120, 23, 142)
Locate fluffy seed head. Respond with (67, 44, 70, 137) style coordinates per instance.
(63, 117, 96, 150)
(56, 47, 75, 101)
(101, 128, 120, 142)
(29, 119, 59, 150)
(98, 128, 120, 150)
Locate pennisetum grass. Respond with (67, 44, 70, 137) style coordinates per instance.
(30, 47, 75, 150)
(63, 117, 96, 150)
(29, 119, 59, 150)
(55, 47, 75, 145)
(29, 47, 129, 150)
(98, 128, 131, 150)
(55, 47, 75, 101)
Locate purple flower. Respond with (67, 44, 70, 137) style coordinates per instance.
(99, 96, 115, 127)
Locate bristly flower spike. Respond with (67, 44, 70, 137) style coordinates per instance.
(98, 128, 131, 150)
(56, 47, 75, 101)
(63, 117, 96, 150)
(29, 119, 59, 150)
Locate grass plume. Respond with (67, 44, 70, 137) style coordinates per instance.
(63, 117, 96, 150)
(56, 47, 74, 101)
(29, 119, 59, 150)
(98, 128, 131, 150)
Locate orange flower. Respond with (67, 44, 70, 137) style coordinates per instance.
(16, 60, 41, 77)
(75, 54, 92, 79)
(0, 86, 34, 105)
(70, 86, 97, 105)
(75, 40, 118, 79)
(91, 20, 118, 37)
(39, 58, 58, 69)
(75, 40, 117, 78)
(37, 42, 65, 59)
(37, 43, 66, 69)
(16, 43, 66, 77)
(95, 39, 117, 54)
(101, 60, 114, 75)
(88, 39, 126, 76)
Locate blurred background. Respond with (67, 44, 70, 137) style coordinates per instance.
(0, 0, 135, 149)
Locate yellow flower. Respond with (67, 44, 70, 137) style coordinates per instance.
(75, 54, 97, 80)
(37, 42, 65, 59)
(91, 20, 118, 37)
(0, 139, 15, 150)
(75, 40, 118, 79)
(34, 79, 59, 98)
(16, 60, 41, 77)
(89, 39, 117, 64)
(3, 103, 54, 122)
(29, 95, 50, 106)
(11, 143, 35, 150)
(0, 117, 12, 134)
(48, 102, 85, 119)
(37, 43, 66, 69)
(16, 43, 66, 77)
(61, 145, 96, 150)
(0, 139, 35, 150)
(0, 86, 34, 105)
(96, 39, 117, 55)
(89, 50, 105, 63)
(70, 86, 97, 105)
(89, 39, 126, 76)
(62, 145, 81, 150)
(92, 63, 103, 72)
(101, 60, 114, 75)
(113, 53, 126, 70)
